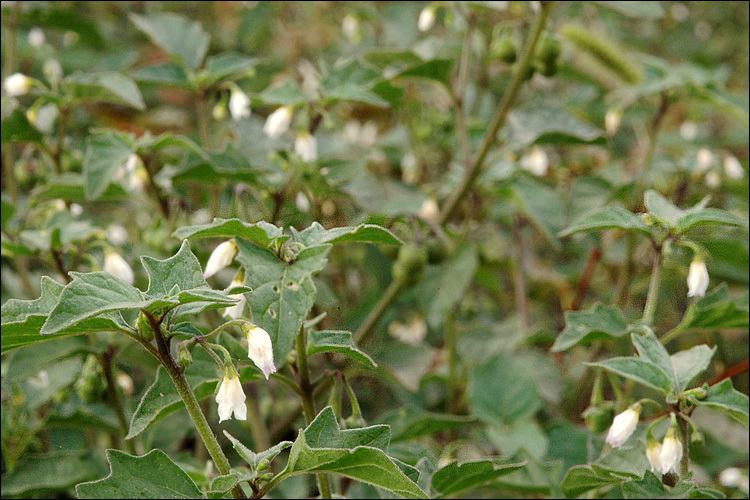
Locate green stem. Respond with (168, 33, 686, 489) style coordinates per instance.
(438, 1, 555, 225)
(2, 1, 21, 205)
(354, 279, 403, 345)
(512, 214, 529, 330)
(640, 92, 669, 183)
(295, 331, 332, 499)
(678, 416, 690, 476)
(642, 244, 663, 326)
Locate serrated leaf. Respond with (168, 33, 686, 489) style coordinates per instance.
(142, 240, 207, 297)
(62, 72, 145, 109)
(83, 130, 134, 200)
(670, 345, 716, 390)
(622, 471, 696, 499)
(507, 102, 606, 149)
(559, 205, 651, 237)
(587, 357, 672, 394)
(203, 53, 257, 84)
(551, 303, 630, 352)
(431, 459, 526, 496)
(669, 284, 749, 333)
(76, 449, 202, 499)
(674, 209, 749, 234)
(290, 221, 402, 247)
(561, 464, 632, 498)
(130, 13, 209, 70)
(223, 431, 292, 472)
(697, 378, 749, 426)
(304, 407, 390, 450)
(173, 218, 288, 249)
(307, 330, 376, 367)
(644, 190, 748, 233)
(235, 238, 330, 367)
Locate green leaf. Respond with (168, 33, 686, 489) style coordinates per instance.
(1, 106, 44, 145)
(506, 102, 605, 149)
(203, 53, 257, 84)
(621, 471, 696, 499)
(551, 303, 630, 352)
(559, 205, 651, 237)
(83, 129, 134, 200)
(644, 190, 685, 227)
(21, 6, 106, 48)
(561, 465, 632, 498)
(1, 277, 130, 353)
(644, 190, 748, 233)
(510, 176, 567, 246)
(290, 222, 402, 247)
(130, 13, 210, 70)
(173, 218, 289, 250)
(594, 1, 665, 19)
(630, 328, 673, 380)
(427, 246, 479, 328)
(669, 284, 749, 333)
(344, 172, 427, 216)
(279, 407, 427, 499)
(307, 330, 377, 367)
(1, 451, 105, 497)
(674, 209, 749, 234)
(130, 62, 190, 87)
(76, 449, 202, 499)
(62, 72, 145, 109)
(141, 240, 207, 298)
(587, 357, 672, 394)
(697, 379, 749, 426)
(383, 407, 476, 443)
(431, 459, 526, 496)
(470, 351, 542, 425)
(31, 173, 130, 201)
(257, 80, 308, 106)
(223, 431, 292, 472)
(670, 345, 716, 390)
(394, 59, 455, 88)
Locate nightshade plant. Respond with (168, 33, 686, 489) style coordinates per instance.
(1, 2, 748, 499)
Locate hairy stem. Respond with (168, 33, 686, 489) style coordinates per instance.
(642, 244, 663, 326)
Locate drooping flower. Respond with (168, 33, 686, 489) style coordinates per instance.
(294, 131, 317, 162)
(418, 198, 440, 223)
(605, 403, 641, 448)
(223, 270, 247, 320)
(4, 73, 33, 97)
(229, 88, 251, 121)
(687, 256, 709, 298)
(659, 425, 683, 475)
(263, 106, 293, 139)
(696, 148, 714, 172)
(204, 240, 238, 279)
(520, 147, 549, 177)
(215, 369, 247, 422)
(104, 250, 135, 285)
(646, 436, 662, 473)
(241, 323, 276, 379)
(723, 156, 745, 180)
(418, 6, 436, 32)
(719, 467, 750, 494)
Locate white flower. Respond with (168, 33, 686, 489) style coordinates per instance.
(223, 272, 247, 320)
(687, 257, 709, 298)
(605, 109, 621, 136)
(521, 147, 549, 176)
(104, 251, 134, 285)
(4, 73, 33, 97)
(388, 316, 427, 346)
(124, 153, 139, 175)
(418, 7, 436, 32)
(296, 191, 311, 212)
(719, 467, 749, 494)
(605, 404, 641, 448)
(69, 203, 83, 217)
(242, 324, 276, 379)
(418, 198, 440, 223)
(129, 166, 148, 194)
(646, 437, 662, 473)
(704, 170, 720, 189)
(679, 121, 698, 141)
(294, 132, 317, 162)
(229, 88, 251, 121)
(215, 372, 247, 422)
(28, 27, 45, 47)
(342, 13, 360, 42)
(263, 106, 293, 139)
(659, 427, 683, 475)
(107, 224, 128, 246)
(116, 372, 134, 395)
(723, 156, 744, 179)
(696, 148, 714, 172)
(204, 240, 238, 279)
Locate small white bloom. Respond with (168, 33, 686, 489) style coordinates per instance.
(298, 59, 320, 94)
(123, 153, 139, 176)
(418, 7, 436, 32)
(646, 437, 662, 473)
(294, 132, 317, 162)
(28, 27, 45, 47)
(107, 224, 128, 246)
(3, 73, 33, 97)
(687, 257, 709, 298)
(215, 372, 247, 422)
(53, 199, 66, 212)
(263, 106, 293, 139)
(28, 102, 58, 133)
(679, 121, 698, 141)
(605, 109, 621, 136)
(242, 324, 276, 379)
(520, 147, 549, 177)
(203, 240, 238, 279)
(723, 156, 744, 179)
(104, 251, 135, 285)
(659, 427, 683, 475)
(229, 88, 251, 121)
(719, 467, 749, 494)
(418, 198, 440, 223)
(704, 170, 720, 189)
(696, 148, 714, 172)
(28, 369, 50, 389)
(670, 3, 690, 22)
(605, 404, 641, 448)
(296, 191, 311, 212)
(342, 13, 360, 42)
(69, 203, 83, 217)
(223, 273, 247, 320)
(116, 372, 134, 395)
(129, 166, 148, 194)
(388, 316, 428, 346)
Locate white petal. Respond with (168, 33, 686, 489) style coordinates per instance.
(243, 325, 276, 379)
(229, 89, 251, 121)
(4, 73, 32, 97)
(418, 7, 435, 32)
(104, 252, 134, 285)
(687, 259, 709, 298)
(605, 407, 639, 448)
(204, 241, 238, 279)
(294, 133, 317, 162)
(724, 156, 745, 180)
(263, 106, 293, 139)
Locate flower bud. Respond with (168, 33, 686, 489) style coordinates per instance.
(605, 403, 641, 448)
(687, 256, 709, 298)
(104, 250, 135, 285)
(215, 369, 247, 422)
(204, 240, 238, 279)
(696, 148, 714, 172)
(28, 27, 46, 47)
(704, 170, 720, 189)
(229, 88, 251, 121)
(178, 343, 193, 369)
(241, 323, 276, 379)
(263, 106, 293, 139)
(294, 131, 317, 162)
(605, 109, 622, 136)
(418, 198, 440, 223)
(3, 73, 33, 97)
(418, 6, 436, 32)
(520, 147, 549, 177)
(723, 155, 744, 180)
(136, 312, 154, 342)
(659, 426, 683, 475)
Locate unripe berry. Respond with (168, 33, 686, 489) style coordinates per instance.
(393, 244, 428, 285)
(490, 35, 517, 64)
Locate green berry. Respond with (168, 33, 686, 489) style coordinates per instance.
(537, 34, 561, 65)
(393, 244, 428, 285)
(491, 35, 517, 64)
